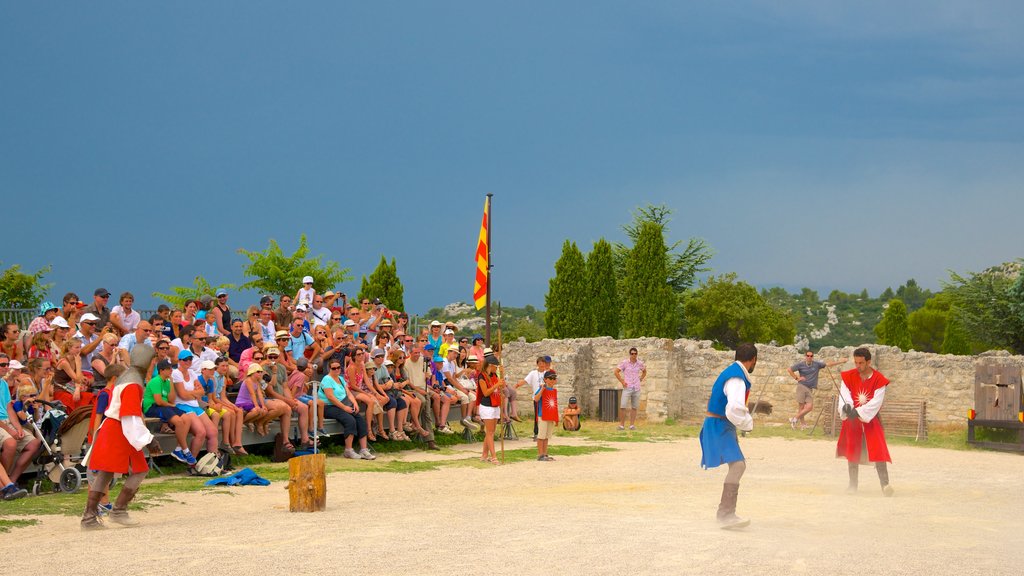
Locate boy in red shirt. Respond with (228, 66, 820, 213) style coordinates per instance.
(533, 370, 559, 461)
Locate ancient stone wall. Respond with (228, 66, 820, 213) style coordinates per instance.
(501, 337, 1022, 425)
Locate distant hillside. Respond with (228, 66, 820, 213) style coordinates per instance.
(420, 302, 547, 342)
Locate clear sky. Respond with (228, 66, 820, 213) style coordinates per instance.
(3, 2, 1022, 313)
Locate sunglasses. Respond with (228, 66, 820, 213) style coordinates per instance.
(268, 355, 279, 359)
(158, 346, 169, 351)
(253, 356, 265, 361)
(330, 365, 342, 370)
(0, 363, 9, 368)
(82, 321, 97, 326)
(276, 337, 288, 341)
(331, 317, 341, 321)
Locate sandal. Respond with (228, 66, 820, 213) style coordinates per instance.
(232, 446, 248, 456)
(487, 457, 501, 465)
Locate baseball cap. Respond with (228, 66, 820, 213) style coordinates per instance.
(294, 303, 308, 312)
(260, 295, 274, 305)
(472, 334, 484, 343)
(246, 363, 264, 376)
(423, 344, 436, 352)
(178, 350, 194, 361)
(8, 360, 24, 370)
(49, 316, 70, 329)
(302, 275, 314, 284)
(156, 360, 173, 372)
(200, 360, 216, 370)
(94, 288, 111, 297)
(443, 329, 455, 335)
(371, 348, 386, 358)
(344, 319, 356, 327)
(265, 346, 280, 356)
(216, 289, 228, 297)
(569, 396, 578, 403)
(79, 313, 100, 323)
(295, 357, 309, 369)
(383, 359, 394, 366)
(543, 370, 557, 379)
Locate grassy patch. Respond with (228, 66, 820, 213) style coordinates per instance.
(0, 519, 38, 532)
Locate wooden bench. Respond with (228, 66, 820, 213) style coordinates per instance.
(822, 396, 928, 441)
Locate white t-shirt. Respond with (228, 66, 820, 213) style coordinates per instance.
(171, 368, 199, 408)
(309, 306, 330, 326)
(297, 287, 315, 307)
(525, 369, 545, 395)
(260, 320, 276, 343)
(111, 306, 141, 333)
(442, 359, 460, 387)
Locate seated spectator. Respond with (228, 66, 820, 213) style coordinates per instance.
(371, 349, 409, 440)
(319, 360, 374, 460)
(212, 356, 247, 455)
(110, 292, 141, 335)
(389, 348, 427, 438)
(427, 351, 455, 434)
(27, 331, 54, 363)
(562, 396, 581, 431)
(142, 359, 196, 465)
(443, 345, 478, 432)
(226, 319, 252, 364)
(53, 338, 95, 411)
(29, 301, 60, 335)
(172, 351, 218, 458)
(182, 300, 198, 326)
(235, 361, 271, 435)
(287, 357, 326, 439)
(91, 333, 127, 390)
(346, 349, 384, 441)
(261, 346, 306, 450)
(1, 323, 25, 363)
(1, 356, 41, 486)
(196, 360, 237, 454)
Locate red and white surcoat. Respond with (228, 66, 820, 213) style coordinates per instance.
(835, 368, 892, 464)
(88, 382, 153, 474)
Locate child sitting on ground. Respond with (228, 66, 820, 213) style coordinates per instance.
(562, 396, 581, 431)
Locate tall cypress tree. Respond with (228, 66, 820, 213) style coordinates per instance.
(878, 298, 913, 351)
(545, 240, 591, 338)
(359, 256, 406, 311)
(587, 238, 620, 338)
(941, 307, 972, 355)
(621, 222, 676, 338)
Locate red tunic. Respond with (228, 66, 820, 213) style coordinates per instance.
(539, 387, 559, 422)
(836, 368, 891, 464)
(89, 383, 149, 474)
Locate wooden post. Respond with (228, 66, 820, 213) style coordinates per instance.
(288, 453, 326, 512)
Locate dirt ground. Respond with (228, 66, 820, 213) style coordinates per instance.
(3, 434, 1023, 575)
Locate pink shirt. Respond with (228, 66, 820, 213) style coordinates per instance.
(617, 358, 645, 390)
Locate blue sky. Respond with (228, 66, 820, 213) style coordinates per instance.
(3, 2, 1022, 313)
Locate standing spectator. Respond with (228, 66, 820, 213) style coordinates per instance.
(787, 350, 846, 429)
(477, 356, 503, 464)
(515, 355, 551, 440)
(29, 301, 60, 335)
(534, 370, 559, 461)
(614, 347, 646, 430)
(110, 292, 141, 335)
(295, 276, 316, 307)
(81, 288, 116, 333)
(1, 354, 41, 486)
(210, 289, 232, 336)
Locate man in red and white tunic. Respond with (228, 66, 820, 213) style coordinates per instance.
(836, 347, 894, 496)
(81, 346, 158, 529)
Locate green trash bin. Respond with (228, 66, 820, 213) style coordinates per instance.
(599, 389, 622, 422)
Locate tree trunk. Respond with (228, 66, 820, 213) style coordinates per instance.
(288, 453, 326, 512)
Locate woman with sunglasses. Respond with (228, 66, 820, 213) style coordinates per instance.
(53, 338, 95, 411)
(320, 360, 374, 460)
(235, 360, 271, 435)
(477, 356, 504, 464)
(346, 348, 383, 441)
(172, 352, 219, 457)
(389, 349, 428, 439)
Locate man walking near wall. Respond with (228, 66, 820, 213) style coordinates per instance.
(614, 347, 646, 430)
(787, 350, 846, 429)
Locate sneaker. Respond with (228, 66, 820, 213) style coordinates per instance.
(183, 450, 198, 466)
(359, 449, 377, 460)
(882, 484, 895, 497)
(537, 455, 546, 461)
(629, 425, 636, 430)
(542, 455, 556, 461)
(316, 428, 330, 437)
(439, 425, 454, 434)
(170, 448, 189, 464)
(343, 448, 360, 459)
(2, 484, 28, 501)
(617, 425, 624, 431)
(461, 418, 480, 432)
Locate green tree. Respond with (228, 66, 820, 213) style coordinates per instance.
(876, 298, 913, 351)
(153, 276, 236, 309)
(621, 222, 678, 338)
(504, 317, 547, 343)
(943, 261, 1024, 353)
(684, 273, 795, 348)
(238, 234, 351, 298)
(895, 278, 932, 311)
(880, 287, 895, 300)
(545, 240, 591, 338)
(0, 262, 52, 309)
(587, 238, 620, 338)
(907, 294, 950, 353)
(941, 308, 973, 355)
(358, 257, 406, 311)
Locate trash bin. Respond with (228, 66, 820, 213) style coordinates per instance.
(598, 389, 622, 422)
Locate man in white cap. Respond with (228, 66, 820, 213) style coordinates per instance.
(76, 312, 110, 377)
(442, 345, 479, 432)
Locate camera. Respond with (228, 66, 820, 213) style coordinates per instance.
(262, 373, 272, 383)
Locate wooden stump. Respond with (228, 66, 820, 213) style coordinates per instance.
(288, 453, 326, 512)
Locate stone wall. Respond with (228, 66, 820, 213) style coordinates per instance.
(501, 337, 1024, 425)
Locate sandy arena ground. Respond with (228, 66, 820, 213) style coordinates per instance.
(3, 434, 1022, 575)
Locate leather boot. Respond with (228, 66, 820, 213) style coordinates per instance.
(81, 491, 107, 530)
(425, 440, 440, 451)
(876, 462, 894, 496)
(109, 487, 139, 526)
(716, 483, 749, 530)
(847, 461, 859, 493)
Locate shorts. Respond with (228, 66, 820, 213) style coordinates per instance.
(795, 384, 814, 404)
(206, 407, 229, 418)
(0, 427, 34, 452)
(478, 405, 500, 420)
(537, 420, 557, 440)
(144, 405, 185, 423)
(298, 394, 315, 404)
(176, 404, 205, 416)
(451, 388, 476, 405)
(620, 388, 641, 410)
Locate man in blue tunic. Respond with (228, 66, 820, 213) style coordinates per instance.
(700, 343, 757, 530)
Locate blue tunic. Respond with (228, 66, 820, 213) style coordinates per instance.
(700, 362, 751, 469)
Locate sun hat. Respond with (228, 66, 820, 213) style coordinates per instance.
(246, 363, 264, 376)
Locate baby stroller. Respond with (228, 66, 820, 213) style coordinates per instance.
(29, 400, 83, 496)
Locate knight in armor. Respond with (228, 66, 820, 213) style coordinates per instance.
(699, 343, 757, 530)
(836, 347, 894, 496)
(80, 344, 159, 529)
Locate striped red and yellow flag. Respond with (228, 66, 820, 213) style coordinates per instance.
(473, 197, 489, 310)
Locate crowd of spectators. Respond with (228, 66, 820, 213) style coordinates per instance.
(2, 279, 512, 499)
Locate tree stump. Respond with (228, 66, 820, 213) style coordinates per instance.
(288, 453, 326, 512)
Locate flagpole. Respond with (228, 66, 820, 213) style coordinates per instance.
(485, 193, 493, 345)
